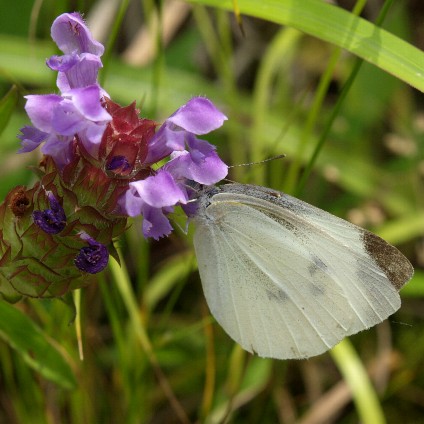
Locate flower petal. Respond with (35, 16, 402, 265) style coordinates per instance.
(51, 99, 86, 135)
(32, 192, 66, 234)
(41, 135, 75, 169)
(167, 97, 227, 135)
(51, 13, 104, 56)
(141, 204, 174, 240)
(17, 126, 49, 153)
(118, 182, 176, 240)
(46, 53, 79, 72)
(74, 233, 109, 274)
(118, 186, 144, 217)
(165, 150, 228, 185)
(48, 53, 102, 90)
(67, 85, 111, 122)
(25, 94, 62, 133)
(129, 171, 188, 208)
(144, 124, 185, 164)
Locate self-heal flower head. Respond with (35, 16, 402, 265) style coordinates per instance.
(74, 232, 109, 274)
(0, 11, 232, 305)
(11, 12, 229, 298)
(32, 192, 66, 234)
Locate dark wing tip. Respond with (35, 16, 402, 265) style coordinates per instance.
(362, 230, 414, 291)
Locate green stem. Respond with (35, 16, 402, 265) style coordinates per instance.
(331, 339, 385, 424)
(109, 248, 191, 424)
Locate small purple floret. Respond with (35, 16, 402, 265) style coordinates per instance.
(120, 170, 188, 240)
(106, 156, 131, 172)
(32, 192, 66, 234)
(145, 97, 228, 164)
(49, 13, 105, 93)
(74, 233, 109, 274)
(17, 12, 111, 166)
(20, 85, 111, 165)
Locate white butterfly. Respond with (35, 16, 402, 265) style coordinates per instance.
(192, 183, 413, 360)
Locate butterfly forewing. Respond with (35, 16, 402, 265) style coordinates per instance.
(193, 184, 413, 360)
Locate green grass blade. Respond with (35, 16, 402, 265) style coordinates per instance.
(188, 0, 424, 93)
(0, 85, 19, 136)
(331, 339, 385, 424)
(0, 301, 77, 389)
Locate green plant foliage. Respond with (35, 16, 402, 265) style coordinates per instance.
(0, 301, 77, 389)
(189, 0, 424, 93)
(0, 86, 18, 136)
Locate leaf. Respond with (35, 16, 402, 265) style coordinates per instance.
(59, 292, 77, 325)
(189, 0, 424, 93)
(0, 85, 18, 136)
(206, 354, 272, 422)
(144, 251, 195, 311)
(0, 301, 77, 389)
(399, 270, 424, 298)
(331, 339, 385, 424)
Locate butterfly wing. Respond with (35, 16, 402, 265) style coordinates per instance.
(193, 184, 413, 359)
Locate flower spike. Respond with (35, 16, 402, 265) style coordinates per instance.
(0, 12, 228, 301)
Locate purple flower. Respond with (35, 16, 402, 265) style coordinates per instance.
(74, 232, 109, 274)
(17, 12, 111, 167)
(118, 97, 228, 239)
(19, 85, 111, 165)
(48, 13, 105, 93)
(145, 97, 227, 164)
(33, 192, 66, 234)
(48, 52, 103, 92)
(106, 155, 131, 173)
(164, 149, 228, 186)
(120, 170, 188, 239)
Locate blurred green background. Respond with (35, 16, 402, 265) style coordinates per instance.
(0, 0, 423, 423)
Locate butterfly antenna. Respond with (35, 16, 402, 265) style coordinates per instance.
(228, 154, 286, 168)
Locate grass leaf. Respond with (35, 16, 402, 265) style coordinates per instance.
(0, 301, 77, 389)
(188, 0, 424, 92)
